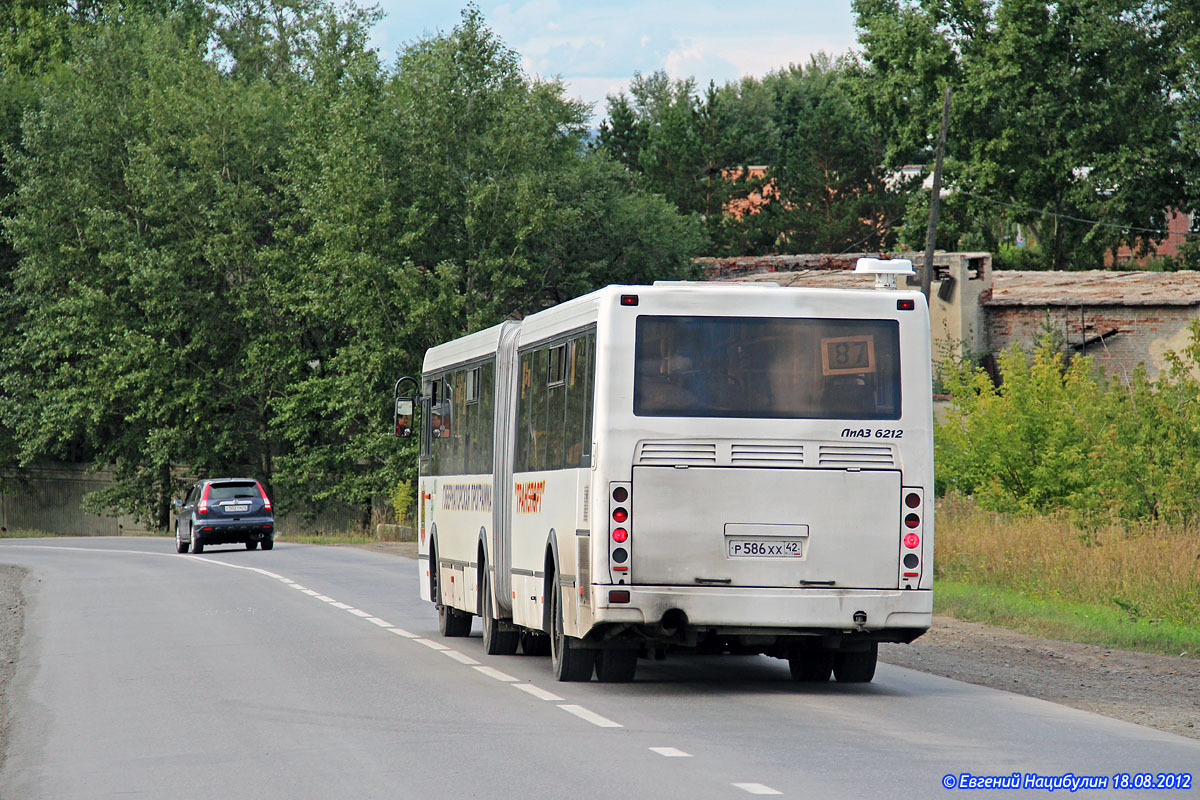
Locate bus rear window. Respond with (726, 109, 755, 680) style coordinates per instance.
(634, 316, 901, 420)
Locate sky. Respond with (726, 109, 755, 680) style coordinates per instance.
(366, 1, 860, 123)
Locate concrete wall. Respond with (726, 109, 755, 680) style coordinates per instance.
(0, 464, 147, 536)
(1, 463, 363, 537)
(986, 305, 1200, 380)
(898, 252, 992, 365)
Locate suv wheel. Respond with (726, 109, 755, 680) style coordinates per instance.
(189, 527, 204, 554)
(260, 536, 274, 551)
(175, 525, 188, 554)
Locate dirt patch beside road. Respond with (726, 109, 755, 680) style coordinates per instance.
(0, 565, 27, 776)
(881, 616, 1200, 740)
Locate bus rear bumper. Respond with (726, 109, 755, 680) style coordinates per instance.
(594, 586, 932, 634)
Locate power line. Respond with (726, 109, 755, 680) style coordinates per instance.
(960, 190, 1192, 237)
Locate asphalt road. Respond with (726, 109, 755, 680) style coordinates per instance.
(1, 538, 1197, 800)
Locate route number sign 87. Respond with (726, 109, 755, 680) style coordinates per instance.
(821, 335, 876, 376)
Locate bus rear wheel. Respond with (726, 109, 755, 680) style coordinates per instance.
(549, 575, 594, 682)
(833, 643, 877, 683)
(788, 648, 833, 682)
(595, 648, 638, 683)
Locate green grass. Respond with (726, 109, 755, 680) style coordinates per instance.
(935, 579, 1200, 658)
(0, 529, 70, 538)
(277, 533, 376, 545)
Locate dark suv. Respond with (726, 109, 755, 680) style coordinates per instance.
(174, 478, 275, 554)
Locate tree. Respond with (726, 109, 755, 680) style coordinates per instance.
(853, 0, 1198, 268)
(266, 8, 703, 517)
(2, 9, 291, 527)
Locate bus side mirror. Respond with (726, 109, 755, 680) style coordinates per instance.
(395, 397, 415, 438)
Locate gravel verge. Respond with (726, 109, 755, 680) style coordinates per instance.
(881, 616, 1200, 740)
(0, 564, 27, 777)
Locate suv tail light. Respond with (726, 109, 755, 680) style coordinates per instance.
(256, 481, 272, 512)
(198, 483, 211, 514)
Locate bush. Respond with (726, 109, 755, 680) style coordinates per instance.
(390, 480, 415, 528)
(936, 321, 1200, 525)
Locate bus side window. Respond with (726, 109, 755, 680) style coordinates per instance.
(566, 334, 595, 467)
(516, 352, 534, 473)
(546, 345, 566, 470)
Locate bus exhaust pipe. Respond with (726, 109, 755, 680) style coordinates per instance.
(658, 608, 688, 637)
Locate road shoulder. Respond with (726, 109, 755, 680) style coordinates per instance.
(0, 564, 28, 775)
(881, 616, 1200, 740)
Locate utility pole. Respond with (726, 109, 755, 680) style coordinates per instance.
(921, 85, 953, 301)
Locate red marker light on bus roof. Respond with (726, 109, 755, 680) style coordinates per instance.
(897, 298, 915, 311)
(620, 294, 639, 306)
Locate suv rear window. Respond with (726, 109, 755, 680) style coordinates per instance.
(634, 315, 902, 420)
(208, 482, 258, 500)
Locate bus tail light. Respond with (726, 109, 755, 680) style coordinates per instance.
(609, 482, 632, 584)
(899, 486, 925, 588)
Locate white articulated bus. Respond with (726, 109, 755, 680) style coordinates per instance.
(400, 264, 933, 683)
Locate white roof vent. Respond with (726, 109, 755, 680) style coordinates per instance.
(855, 257, 915, 290)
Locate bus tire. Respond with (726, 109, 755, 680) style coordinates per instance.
(833, 643, 877, 683)
(520, 630, 550, 656)
(549, 574, 594, 682)
(595, 648, 638, 683)
(481, 567, 518, 655)
(788, 649, 833, 682)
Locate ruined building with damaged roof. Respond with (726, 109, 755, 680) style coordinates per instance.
(703, 253, 1200, 381)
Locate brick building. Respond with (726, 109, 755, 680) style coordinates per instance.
(985, 271, 1200, 379)
(703, 253, 1200, 380)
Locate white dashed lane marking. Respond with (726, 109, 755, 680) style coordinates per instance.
(415, 638, 449, 651)
(732, 783, 782, 795)
(649, 747, 692, 758)
(348, 608, 372, 617)
(330, 602, 353, 610)
(558, 704, 623, 728)
(473, 665, 518, 682)
(440, 650, 480, 665)
(512, 683, 563, 702)
(365, 617, 393, 628)
(388, 628, 419, 639)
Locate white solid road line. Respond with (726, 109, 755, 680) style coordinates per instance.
(512, 683, 564, 702)
(732, 783, 783, 795)
(557, 704, 623, 728)
(649, 747, 692, 758)
(473, 665, 518, 682)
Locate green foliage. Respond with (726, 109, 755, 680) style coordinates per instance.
(937, 321, 1200, 525)
(390, 480, 413, 527)
(992, 242, 1051, 271)
(855, 0, 1199, 269)
(599, 57, 907, 256)
(0, 3, 701, 526)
